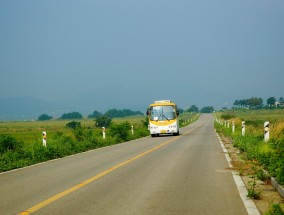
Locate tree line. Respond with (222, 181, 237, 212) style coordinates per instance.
(184, 105, 214, 113)
(233, 96, 284, 109)
(38, 104, 217, 121)
(38, 109, 144, 121)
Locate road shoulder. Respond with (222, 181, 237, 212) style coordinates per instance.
(217, 133, 284, 215)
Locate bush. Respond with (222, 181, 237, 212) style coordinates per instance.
(95, 116, 112, 128)
(265, 204, 284, 215)
(66, 121, 82, 129)
(221, 114, 235, 120)
(0, 135, 23, 153)
(109, 122, 131, 142)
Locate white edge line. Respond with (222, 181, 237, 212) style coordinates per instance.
(216, 133, 260, 215)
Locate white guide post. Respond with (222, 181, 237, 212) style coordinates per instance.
(131, 125, 134, 135)
(42, 131, 47, 147)
(232, 121, 235, 133)
(242, 121, 245, 136)
(264, 121, 269, 142)
(102, 127, 106, 139)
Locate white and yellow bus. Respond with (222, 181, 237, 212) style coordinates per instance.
(146, 100, 180, 137)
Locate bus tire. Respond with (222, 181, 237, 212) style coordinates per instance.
(173, 132, 179, 136)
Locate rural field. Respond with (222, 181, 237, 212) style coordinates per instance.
(0, 112, 198, 172)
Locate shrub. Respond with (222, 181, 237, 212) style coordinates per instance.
(95, 116, 112, 128)
(109, 122, 131, 142)
(265, 204, 284, 215)
(0, 135, 23, 153)
(221, 114, 235, 120)
(66, 121, 82, 129)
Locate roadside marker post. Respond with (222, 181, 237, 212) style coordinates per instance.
(264, 121, 269, 142)
(242, 121, 245, 136)
(131, 125, 134, 135)
(42, 131, 47, 147)
(102, 127, 106, 139)
(227, 120, 230, 128)
(232, 121, 235, 133)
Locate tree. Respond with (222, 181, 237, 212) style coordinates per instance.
(247, 97, 263, 109)
(60, 112, 83, 119)
(267, 97, 276, 107)
(88, 110, 102, 119)
(187, 105, 199, 112)
(38, 114, 52, 121)
(178, 108, 184, 114)
(234, 98, 263, 109)
(104, 109, 143, 118)
(200, 106, 214, 113)
(95, 116, 112, 128)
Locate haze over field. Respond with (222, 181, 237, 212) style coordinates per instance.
(1, 0, 284, 120)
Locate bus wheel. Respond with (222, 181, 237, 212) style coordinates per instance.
(173, 132, 179, 136)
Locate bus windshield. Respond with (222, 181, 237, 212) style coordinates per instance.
(150, 105, 176, 121)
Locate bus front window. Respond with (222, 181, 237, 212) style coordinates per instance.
(150, 106, 176, 121)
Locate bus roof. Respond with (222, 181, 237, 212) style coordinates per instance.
(149, 100, 176, 107)
(154, 100, 172, 104)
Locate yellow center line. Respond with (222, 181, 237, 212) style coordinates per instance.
(19, 126, 199, 215)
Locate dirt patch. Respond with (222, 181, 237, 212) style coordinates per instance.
(220, 135, 284, 214)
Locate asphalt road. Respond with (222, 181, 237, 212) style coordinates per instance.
(0, 114, 248, 215)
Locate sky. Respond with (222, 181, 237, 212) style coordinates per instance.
(1, 0, 284, 111)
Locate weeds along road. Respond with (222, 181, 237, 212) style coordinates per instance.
(0, 114, 248, 215)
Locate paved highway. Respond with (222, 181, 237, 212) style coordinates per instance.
(0, 114, 249, 215)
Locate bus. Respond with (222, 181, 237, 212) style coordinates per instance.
(146, 100, 180, 137)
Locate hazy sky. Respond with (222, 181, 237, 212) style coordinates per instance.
(1, 0, 284, 109)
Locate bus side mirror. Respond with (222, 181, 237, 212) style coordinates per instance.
(176, 110, 179, 116)
(146, 109, 150, 116)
